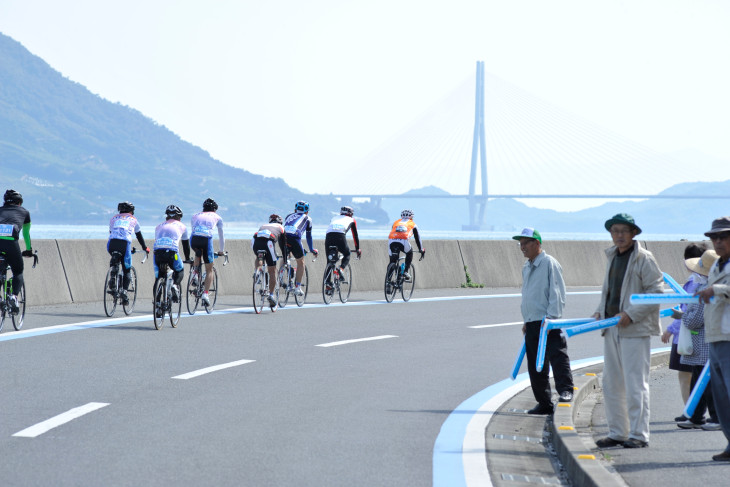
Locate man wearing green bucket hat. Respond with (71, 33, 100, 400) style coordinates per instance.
(593, 213, 663, 449)
(513, 227, 574, 415)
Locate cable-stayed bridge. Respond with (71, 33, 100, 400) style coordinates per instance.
(316, 61, 728, 230)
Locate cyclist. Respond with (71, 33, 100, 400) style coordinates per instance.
(324, 205, 362, 290)
(153, 205, 191, 308)
(0, 189, 33, 313)
(190, 198, 225, 306)
(388, 209, 425, 280)
(107, 201, 149, 304)
(251, 214, 287, 308)
(283, 200, 318, 296)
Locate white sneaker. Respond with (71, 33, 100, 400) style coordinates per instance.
(267, 295, 277, 308)
(294, 286, 304, 296)
(703, 422, 722, 431)
(201, 292, 211, 306)
(403, 271, 412, 281)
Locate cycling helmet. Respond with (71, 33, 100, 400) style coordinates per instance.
(165, 204, 183, 220)
(203, 198, 218, 212)
(340, 206, 354, 217)
(118, 201, 135, 214)
(401, 209, 414, 219)
(269, 214, 283, 225)
(3, 189, 23, 205)
(295, 200, 309, 213)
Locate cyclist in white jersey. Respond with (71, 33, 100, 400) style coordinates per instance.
(190, 198, 225, 306)
(324, 206, 362, 288)
(107, 201, 150, 304)
(252, 214, 287, 308)
(153, 205, 191, 306)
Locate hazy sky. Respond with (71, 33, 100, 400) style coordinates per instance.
(1, 0, 728, 210)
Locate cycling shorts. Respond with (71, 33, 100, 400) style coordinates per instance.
(191, 235, 214, 263)
(388, 239, 412, 256)
(153, 249, 183, 279)
(286, 235, 305, 259)
(107, 238, 133, 270)
(252, 237, 278, 267)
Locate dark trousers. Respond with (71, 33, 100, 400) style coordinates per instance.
(525, 321, 574, 407)
(690, 363, 717, 423)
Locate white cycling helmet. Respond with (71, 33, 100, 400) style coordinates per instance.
(401, 209, 414, 219)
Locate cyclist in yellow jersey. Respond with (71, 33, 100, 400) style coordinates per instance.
(388, 209, 425, 280)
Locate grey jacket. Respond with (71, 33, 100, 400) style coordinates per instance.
(704, 258, 730, 344)
(595, 241, 664, 337)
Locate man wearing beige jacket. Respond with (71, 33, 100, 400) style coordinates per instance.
(592, 214, 663, 449)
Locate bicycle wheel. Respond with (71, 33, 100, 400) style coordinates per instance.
(295, 265, 308, 307)
(170, 281, 182, 328)
(401, 263, 416, 302)
(153, 278, 165, 330)
(103, 267, 118, 317)
(0, 297, 5, 332)
(277, 264, 290, 308)
(186, 266, 200, 315)
(123, 266, 138, 315)
(11, 281, 26, 330)
(322, 264, 334, 305)
(205, 266, 218, 313)
(384, 264, 398, 303)
(338, 264, 352, 303)
(252, 269, 265, 314)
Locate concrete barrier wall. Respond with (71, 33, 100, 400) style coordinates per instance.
(21, 239, 708, 307)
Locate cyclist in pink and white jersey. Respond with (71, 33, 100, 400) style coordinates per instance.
(107, 201, 149, 304)
(190, 198, 225, 306)
(153, 205, 191, 305)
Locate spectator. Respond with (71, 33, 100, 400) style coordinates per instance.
(661, 242, 706, 421)
(513, 227, 574, 415)
(593, 214, 663, 449)
(677, 249, 720, 430)
(696, 217, 730, 462)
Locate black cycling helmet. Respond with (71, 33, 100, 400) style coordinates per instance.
(203, 198, 218, 212)
(269, 214, 283, 225)
(340, 206, 354, 217)
(3, 189, 23, 205)
(294, 200, 309, 213)
(118, 201, 135, 214)
(165, 204, 183, 220)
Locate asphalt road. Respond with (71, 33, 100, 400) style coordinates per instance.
(0, 287, 608, 486)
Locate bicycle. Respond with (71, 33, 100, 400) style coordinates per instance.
(0, 250, 38, 332)
(152, 260, 184, 330)
(384, 253, 423, 303)
(252, 250, 278, 314)
(104, 247, 146, 317)
(186, 251, 229, 315)
(277, 250, 313, 308)
(322, 246, 357, 305)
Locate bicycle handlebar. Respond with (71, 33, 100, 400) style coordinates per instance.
(24, 250, 39, 268)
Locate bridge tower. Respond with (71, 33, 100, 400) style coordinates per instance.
(463, 60, 488, 231)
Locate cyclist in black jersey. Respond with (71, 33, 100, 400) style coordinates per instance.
(0, 190, 34, 313)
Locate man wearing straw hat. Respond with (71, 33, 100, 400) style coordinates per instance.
(593, 214, 663, 449)
(513, 227, 574, 415)
(696, 216, 730, 461)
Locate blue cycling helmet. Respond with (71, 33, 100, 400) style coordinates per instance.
(295, 200, 309, 213)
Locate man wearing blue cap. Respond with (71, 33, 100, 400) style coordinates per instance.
(513, 227, 574, 415)
(593, 213, 663, 449)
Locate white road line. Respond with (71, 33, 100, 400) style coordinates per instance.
(172, 359, 256, 380)
(13, 402, 109, 438)
(316, 335, 398, 348)
(468, 322, 523, 329)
